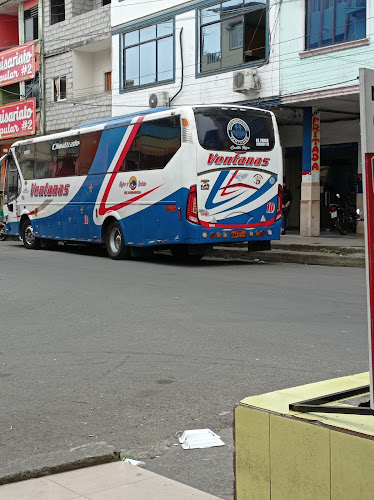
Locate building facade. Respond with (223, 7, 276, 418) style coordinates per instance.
(111, 0, 281, 115)
(43, 0, 112, 133)
(0, 0, 43, 203)
(278, 0, 369, 235)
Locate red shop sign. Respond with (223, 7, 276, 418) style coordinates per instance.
(0, 42, 35, 87)
(0, 99, 36, 140)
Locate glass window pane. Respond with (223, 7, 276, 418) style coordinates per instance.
(125, 30, 139, 47)
(201, 23, 221, 72)
(157, 20, 173, 37)
(194, 108, 274, 152)
(140, 41, 156, 85)
(222, 17, 243, 68)
(321, 0, 333, 46)
(125, 45, 139, 87)
(140, 24, 156, 42)
(201, 4, 220, 25)
(346, 0, 366, 41)
(140, 117, 181, 170)
(60, 76, 66, 100)
(157, 36, 173, 81)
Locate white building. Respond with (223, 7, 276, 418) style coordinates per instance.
(111, 0, 281, 115)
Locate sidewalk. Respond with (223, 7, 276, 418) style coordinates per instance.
(0, 462, 221, 500)
(212, 230, 365, 267)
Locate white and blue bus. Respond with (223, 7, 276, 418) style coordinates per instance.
(1, 105, 282, 260)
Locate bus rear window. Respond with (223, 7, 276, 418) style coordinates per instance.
(194, 108, 274, 152)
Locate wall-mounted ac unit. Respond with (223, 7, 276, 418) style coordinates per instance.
(233, 69, 261, 93)
(148, 91, 170, 108)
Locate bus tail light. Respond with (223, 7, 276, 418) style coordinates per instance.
(275, 184, 282, 221)
(187, 185, 200, 224)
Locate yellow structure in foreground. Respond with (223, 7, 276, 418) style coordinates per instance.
(234, 373, 374, 500)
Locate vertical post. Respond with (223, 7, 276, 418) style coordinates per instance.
(300, 107, 320, 236)
(360, 67, 374, 409)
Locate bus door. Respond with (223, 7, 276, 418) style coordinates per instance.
(3, 152, 21, 231)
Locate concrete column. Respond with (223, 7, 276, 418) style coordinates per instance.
(300, 107, 320, 236)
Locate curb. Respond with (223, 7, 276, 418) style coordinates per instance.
(0, 449, 120, 486)
(211, 247, 365, 268)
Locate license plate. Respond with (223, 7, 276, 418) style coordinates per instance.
(331, 211, 337, 218)
(231, 230, 247, 238)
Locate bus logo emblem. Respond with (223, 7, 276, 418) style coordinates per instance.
(129, 176, 137, 190)
(227, 118, 250, 148)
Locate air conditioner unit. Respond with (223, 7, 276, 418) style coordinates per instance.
(233, 69, 261, 93)
(148, 91, 170, 108)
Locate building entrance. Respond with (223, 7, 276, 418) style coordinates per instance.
(285, 143, 358, 231)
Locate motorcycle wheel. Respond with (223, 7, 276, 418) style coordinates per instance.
(0, 225, 6, 241)
(335, 220, 346, 235)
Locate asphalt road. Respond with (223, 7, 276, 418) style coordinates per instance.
(0, 240, 369, 498)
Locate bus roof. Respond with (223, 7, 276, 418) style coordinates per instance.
(71, 104, 273, 131)
(71, 107, 172, 130)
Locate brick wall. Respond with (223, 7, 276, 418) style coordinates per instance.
(43, 0, 111, 133)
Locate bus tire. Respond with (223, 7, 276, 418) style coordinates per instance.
(106, 221, 130, 260)
(21, 220, 41, 250)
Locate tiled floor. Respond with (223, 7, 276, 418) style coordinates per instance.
(0, 462, 221, 500)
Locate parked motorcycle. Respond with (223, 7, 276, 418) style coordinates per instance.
(0, 220, 7, 241)
(329, 194, 362, 235)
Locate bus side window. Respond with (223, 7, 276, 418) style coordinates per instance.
(121, 116, 181, 172)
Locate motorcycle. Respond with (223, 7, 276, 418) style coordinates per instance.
(0, 220, 6, 241)
(329, 194, 362, 235)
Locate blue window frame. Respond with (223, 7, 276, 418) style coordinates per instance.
(199, 0, 267, 74)
(122, 20, 174, 89)
(306, 0, 366, 49)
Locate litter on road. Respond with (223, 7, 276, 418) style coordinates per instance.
(123, 458, 146, 467)
(178, 429, 225, 450)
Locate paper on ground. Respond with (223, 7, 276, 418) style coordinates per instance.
(178, 429, 225, 450)
(123, 458, 146, 467)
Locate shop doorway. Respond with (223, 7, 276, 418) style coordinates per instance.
(284, 143, 358, 231)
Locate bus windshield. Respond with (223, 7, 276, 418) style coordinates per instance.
(194, 107, 274, 152)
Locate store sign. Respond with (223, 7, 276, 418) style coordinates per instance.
(311, 109, 320, 183)
(0, 99, 36, 139)
(0, 42, 35, 87)
(359, 68, 374, 410)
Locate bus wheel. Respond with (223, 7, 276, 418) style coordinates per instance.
(106, 221, 130, 260)
(22, 220, 41, 250)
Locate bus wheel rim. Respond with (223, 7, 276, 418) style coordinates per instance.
(25, 225, 35, 245)
(110, 228, 121, 253)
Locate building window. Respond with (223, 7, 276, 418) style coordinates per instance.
(105, 71, 112, 91)
(200, 0, 267, 74)
(51, 0, 65, 25)
(25, 72, 40, 108)
(123, 20, 174, 89)
(54, 76, 67, 101)
(306, 0, 366, 49)
(24, 6, 38, 42)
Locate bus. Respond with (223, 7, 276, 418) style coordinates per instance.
(1, 105, 282, 260)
